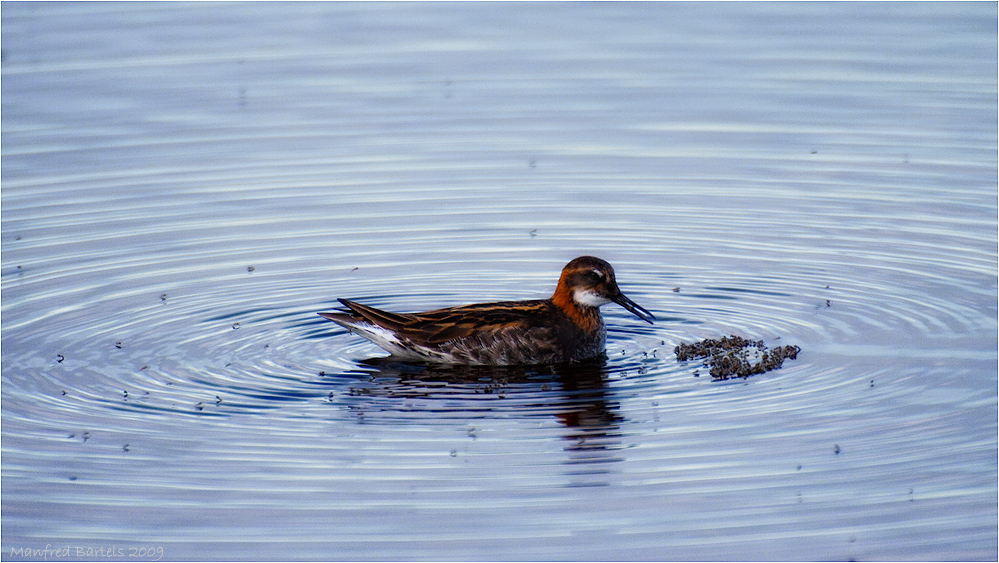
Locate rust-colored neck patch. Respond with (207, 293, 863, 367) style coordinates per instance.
(551, 276, 602, 333)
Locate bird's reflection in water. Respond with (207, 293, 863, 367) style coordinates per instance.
(341, 357, 624, 472)
(555, 360, 626, 482)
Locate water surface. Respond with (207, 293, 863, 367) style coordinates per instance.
(3, 3, 997, 561)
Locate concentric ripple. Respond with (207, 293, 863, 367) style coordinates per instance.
(3, 3, 996, 561)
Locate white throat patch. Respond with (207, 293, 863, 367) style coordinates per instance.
(573, 289, 611, 307)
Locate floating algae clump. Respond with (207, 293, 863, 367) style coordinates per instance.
(674, 335, 800, 380)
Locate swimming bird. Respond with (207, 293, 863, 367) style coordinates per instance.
(319, 256, 655, 366)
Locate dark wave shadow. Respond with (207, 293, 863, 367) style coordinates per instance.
(338, 357, 624, 467)
(346, 356, 616, 421)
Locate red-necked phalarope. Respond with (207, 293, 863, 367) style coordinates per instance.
(319, 256, 655, 365)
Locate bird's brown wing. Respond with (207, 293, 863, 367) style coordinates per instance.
(324, 299, 418, 331)
(328, 298, 550, 344)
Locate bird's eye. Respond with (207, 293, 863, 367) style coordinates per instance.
(585, 269, 604, 282)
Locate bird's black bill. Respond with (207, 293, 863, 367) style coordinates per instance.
(613, 292, 656, 324)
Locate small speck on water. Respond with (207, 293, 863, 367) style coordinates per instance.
(247, 265, 255, 273)
(450, 449, 458, 457)
(834, 444, 841, 455)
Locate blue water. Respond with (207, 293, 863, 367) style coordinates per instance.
(3, 2, 996, 561)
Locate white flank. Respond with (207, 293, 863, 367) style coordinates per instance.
(573, 289, 611, 307)
(332, 319, 447, 362)
(333, 320, 407, 353)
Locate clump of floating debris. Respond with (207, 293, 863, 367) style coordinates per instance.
(675, 335, 800, 380)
